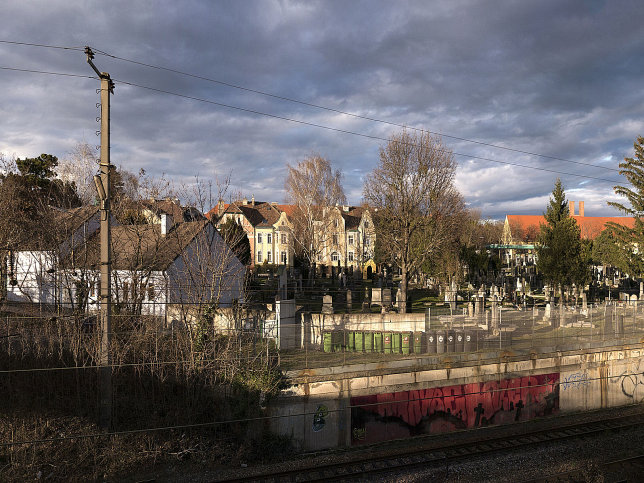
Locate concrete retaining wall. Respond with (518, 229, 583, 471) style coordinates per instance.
(305, 313, 428, 347)
(269, 344, 644, 451)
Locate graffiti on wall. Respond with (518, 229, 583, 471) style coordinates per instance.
(313, 405, 328, 432)
(610, 360, 644, 402)
(561, 372, 590, 391)
(350, 373, 559, 445)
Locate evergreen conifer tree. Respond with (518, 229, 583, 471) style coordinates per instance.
(536, 179, 588, 303)
(606, 136, 644, 277)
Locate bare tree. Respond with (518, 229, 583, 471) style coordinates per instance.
(364, 130, 464, 313)
(57, 142, 99, 205)
(285, 155, 346, 277)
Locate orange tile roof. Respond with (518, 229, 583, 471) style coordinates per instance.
(276, 204, 298, 217)
(506, 214, 636, 240)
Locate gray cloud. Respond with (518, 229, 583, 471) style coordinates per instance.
(1, 0, 643, 219)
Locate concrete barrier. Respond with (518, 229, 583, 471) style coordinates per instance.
(269, 344, 644, 451)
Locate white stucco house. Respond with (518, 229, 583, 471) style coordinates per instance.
(4, 205, 104, 307)
(4, 205, 245, 327)
(68, 213, 246, 325)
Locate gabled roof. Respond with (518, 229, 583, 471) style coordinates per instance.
(141, 199, 204, 222)
(55, 205, 100, 235)
(276, 204, 298, 217)
(209, 200, 297, 228)
(140, 199, 182, 219)
(207, 200, 370, 229)
(506, 214, 636, 240)
(68, 219, 211, 271)
(13, 205, 100, 251)
(341, 213, 362, 230)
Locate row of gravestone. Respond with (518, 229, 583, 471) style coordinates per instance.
(322, 288, 396, 314)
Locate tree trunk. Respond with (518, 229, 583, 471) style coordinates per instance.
(399, 269, 408, 313)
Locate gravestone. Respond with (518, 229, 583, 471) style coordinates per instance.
(468, 302, 474, 317)
(278, 268, 288, 300)
(361, 299, 370, 313)
(346, 290, 352, 311)
(491, 296, 498, 329)
(630, 294, 638, 306)
(371, 287, 382, 306)
(476, 294, 485, 316)
(544, 303, 551, 320)
(604, 305, 613, 338)
(382, 288, 392, 306)
(322, 294, 334, 314)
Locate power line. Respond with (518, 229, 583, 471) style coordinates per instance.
(114, 77, 622, 184)
(0, 61, 624, 183)
(0, 40, 84, 51)
(0, 373, 636, 448)
(0, 66, 94, 79)
(0, 41, 625, 176)
(92, 46, 621, 173)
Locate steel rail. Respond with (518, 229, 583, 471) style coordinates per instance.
(221, 410, 644, 482)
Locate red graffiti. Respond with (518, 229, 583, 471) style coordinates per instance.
(351, 373, 559, 444)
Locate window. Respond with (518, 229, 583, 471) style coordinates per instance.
(267, 233, 272, 244)
(257, 233, 262, 244)
(281, 233, 287, 244)
(348, 234, 354, 245)
(267, 251, 272, 263)
(281, 251, 287, 264)
(332, 234, 338, 245)
(148, 283, 155, 300)
(348, 251, 354, 262)
(331, 252, 339, 262)
(257, 251, 263, 263)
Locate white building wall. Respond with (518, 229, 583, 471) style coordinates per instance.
(6, 251, 56, 304)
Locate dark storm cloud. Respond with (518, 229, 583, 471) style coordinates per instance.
(1, 0, 643, 218)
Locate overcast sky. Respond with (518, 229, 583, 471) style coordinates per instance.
(2, 0, 643, 219)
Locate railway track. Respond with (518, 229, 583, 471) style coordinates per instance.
(220, 411, 644, 482)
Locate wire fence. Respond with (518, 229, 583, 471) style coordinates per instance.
(1, 296, 643, 479)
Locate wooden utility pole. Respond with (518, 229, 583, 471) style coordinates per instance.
(85, 46, 114, 430)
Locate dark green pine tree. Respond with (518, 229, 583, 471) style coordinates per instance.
(606, 136, 644, 277)
(536, 179, 588, 303)
(14, 153, 81, 208)
(219, 218, 251, 265)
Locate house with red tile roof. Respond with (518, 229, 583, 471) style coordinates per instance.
(503, 201, 635, 244)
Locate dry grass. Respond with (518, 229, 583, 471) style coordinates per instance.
(0, 311, 290, 481)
